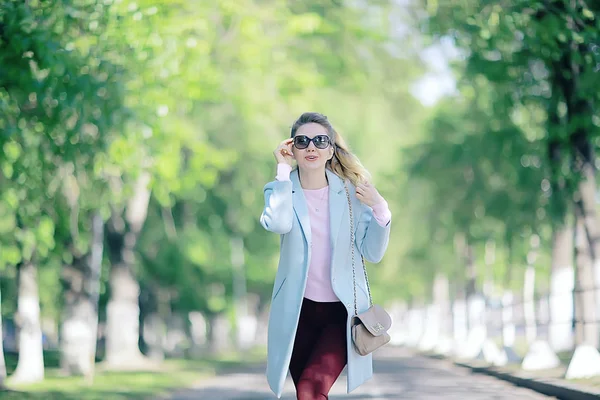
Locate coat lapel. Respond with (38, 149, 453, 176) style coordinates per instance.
(326, 169, 346, 255)
(291, 170, 311, 245)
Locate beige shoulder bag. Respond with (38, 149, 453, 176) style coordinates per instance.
(344, 182, 392, 356)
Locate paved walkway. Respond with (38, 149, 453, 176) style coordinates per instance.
(167, 347, 555, 399)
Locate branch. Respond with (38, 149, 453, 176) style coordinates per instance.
(161, 206, 177, 240)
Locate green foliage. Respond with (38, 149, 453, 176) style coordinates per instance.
(398, 0, 600, 297)
(0, 0, 426, 327)
(0, 0, 125, 282)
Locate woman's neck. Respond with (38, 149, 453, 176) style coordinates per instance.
(299, 169, 328, 189)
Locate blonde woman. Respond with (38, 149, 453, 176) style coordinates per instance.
(260, 112, 391, 399)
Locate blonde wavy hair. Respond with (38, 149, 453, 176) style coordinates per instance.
(290, 112, 371, 186)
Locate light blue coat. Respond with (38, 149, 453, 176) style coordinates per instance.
(259, 168, 391, 398)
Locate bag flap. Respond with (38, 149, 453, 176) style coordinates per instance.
(356, 305, 392, 337)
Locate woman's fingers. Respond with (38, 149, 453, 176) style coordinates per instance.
(274, 138, 295, 165)
(276, 139, 293, 154)
(356, 185, 369, 194)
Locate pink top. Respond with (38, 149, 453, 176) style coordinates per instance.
(275, 163, 391, 302)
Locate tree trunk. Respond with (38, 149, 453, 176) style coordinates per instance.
(433, 273, 452, 354)
(558, 19, 600, 347)
(523, 235, 540, 345)
(548, 225, 575, 352)
(574, 157, 600, 310)
(60, 212, 104, 377)
(464, 242, 476, 314)
(464, 242, 483, 335)
(141, 285, 170, 361)
(495, 238, 520, 365)
(0, 288, 7, 388)
(207, 312, 233, 355)
(230, 236, 251, 351)
(481, 240, 503, 363)
(104, 237, 145, 367)
(523, 265, 537, 345)
(565, 206, 600, 379)
(436, 275, 451, 334)
(465, 242, 484, 332)
(452, 290, 468, 355)
(104, 172, 151, 368)
(501, 238, 515, 349)
(11, 261, 44, 383)
(545, 43, 576, 354)
(483, 239, 495, 296)
(522, 233, 562, 371)
(188, 311, 208, 357)
(552, 6, 600, 378)
(573, 207, 598, 347)
(451, 233, 468, 355)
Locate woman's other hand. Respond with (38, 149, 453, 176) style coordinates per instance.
(355, 181, 385, 208)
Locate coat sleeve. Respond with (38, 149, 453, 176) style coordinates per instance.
(355, 203, 391, 263)
(260, 180, 294, 234)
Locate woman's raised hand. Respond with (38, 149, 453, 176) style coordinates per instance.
(274, 138, 295, 166)
(356, 181, 385, 208)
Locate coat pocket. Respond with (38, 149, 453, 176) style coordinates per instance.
(272, 277, 287, 301)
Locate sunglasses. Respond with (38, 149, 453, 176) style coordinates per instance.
(293, 134, 331, 150)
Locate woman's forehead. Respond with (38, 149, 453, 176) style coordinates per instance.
(296, 123, 328, 137)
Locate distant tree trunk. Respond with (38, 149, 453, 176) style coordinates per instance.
(483, 240, 495, 297)
(60, 212, 104, 377)
(0, 288, 7, 388)
(434, 273, 450, 329)
(501, 237, 515, 348)
(141, 285, 170, 361)
(464, 241, 483, 336)
(451, 233, 468, 349)
(523, 235, 539, 345)
(482, 240, 496, 352)
(433, 272, 451, 353)
(104, 172, 151, 368)
(573, 207, 598, 346)
(464, 241, 476, 312)
(521, 233, 561, 371)
(230, 236, 249, 350)
(206, 311, 233, 355)
(11, 261, 44, 383)
(188, 310, 208, 357)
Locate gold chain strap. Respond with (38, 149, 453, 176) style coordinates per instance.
(344, 181, 373, 317)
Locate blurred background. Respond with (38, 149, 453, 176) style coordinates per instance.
(1, 0, 600, 398)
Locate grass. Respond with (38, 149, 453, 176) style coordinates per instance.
(1, 347, 267, 400)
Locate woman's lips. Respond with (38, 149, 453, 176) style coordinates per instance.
(305, 155, 318, 161)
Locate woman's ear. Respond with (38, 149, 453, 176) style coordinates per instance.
(328, 145, 335, 160)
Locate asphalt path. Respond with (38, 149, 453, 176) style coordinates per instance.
(167, 347, 555, 399)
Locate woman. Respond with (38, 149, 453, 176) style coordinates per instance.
(260, 112, 391, 399)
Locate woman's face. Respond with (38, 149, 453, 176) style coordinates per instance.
(292, 123, 334, 173)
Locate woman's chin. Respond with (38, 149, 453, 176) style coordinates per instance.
(299, 162, 325, 171)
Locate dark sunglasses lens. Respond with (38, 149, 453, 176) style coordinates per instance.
(313, 135, 330, 149)
(294, 136, 309, 149)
